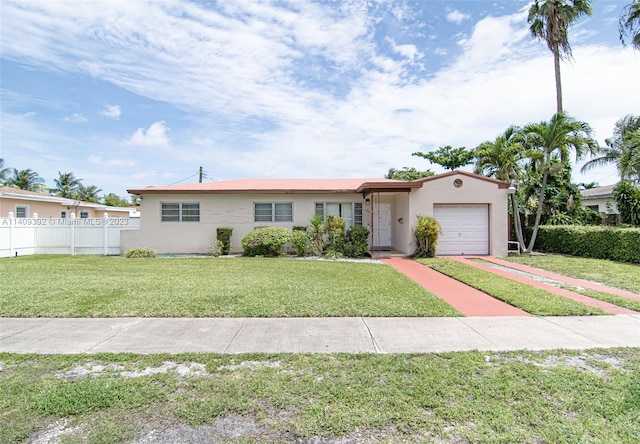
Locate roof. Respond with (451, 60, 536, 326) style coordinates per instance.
(128, 178, 416, 195)
(580, 184, 617, 200)
(0, 186, 131, 213)
(128, 171, 509, 195)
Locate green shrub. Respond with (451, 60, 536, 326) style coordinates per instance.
(613, 182, 640, 226)
(290, 230, 311, 256)
(125, 248, 157, 258)
(534, 225, 640, 263)
(345, 225, 370, 258)
(308, 215, 325, 256)
(292, 225, 308, 232)
(241, 227, 291, 257)
(325, 215, 346, 255)
(413, 215, 441, 257)
(216, 227, 233, 255)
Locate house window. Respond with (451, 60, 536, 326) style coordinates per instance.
(161, 202, 200, 222)
(15, 205, 28, 218)
(61, 211, 67, 219)
(254, 203, 293, 222)
(315, 203, 363, 228)
(80, 211, 89, 219)
(587, 205, 599, 212)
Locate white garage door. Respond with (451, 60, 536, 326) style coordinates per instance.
(433, 205, 489, 255)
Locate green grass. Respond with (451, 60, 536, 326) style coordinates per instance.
(503, 254, 640, 294)
(418, 258, 605, 316)
(1, 350, 639, 443)
(0, 255, 460, 317)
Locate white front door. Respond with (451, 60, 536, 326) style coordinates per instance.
(373, 203, 392, 247)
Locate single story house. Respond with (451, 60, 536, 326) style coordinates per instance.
(580, 184, 619, 214)
(0, 186, 135, 219)
(124, 170, 511, 257)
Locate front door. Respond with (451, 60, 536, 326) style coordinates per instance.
(373, 202, 392, 248)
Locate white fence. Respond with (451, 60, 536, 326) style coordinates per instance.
(0, 215, 140, 258)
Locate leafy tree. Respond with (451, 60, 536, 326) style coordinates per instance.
(103, 193, 130, 207)
(75, 184, 102, 203)
(619, 0, 640, 49)
(473, 126, 528, 251)
(5, 168, 45, 191)
(613, 182, 640, 225)
(385, 167, 435, 181)
(51, 171, 82, 198)
(528, 0, 593, 113)
(412, 145, 475, 170)
(0, 159, 9, 184)
(520, 112, 599, 252)
(582, 115, 640, 184)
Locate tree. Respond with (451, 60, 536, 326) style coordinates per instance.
(473, 126, 528, 251)
(52, 171, 82, 198)
(528, 0, 593, 113)
(619, 0, 640, 49)
(613, 182, 640, 225)
(75, 184, 102, 203)
(581, 115, 640, 184)
(412, 145, 475, 171)
(5, 168, 45, 191)
(0, 159, 9, 184)
(521, 112, 599, 252)
(103, 193, 130, 207)
(385, 167, 435, 181)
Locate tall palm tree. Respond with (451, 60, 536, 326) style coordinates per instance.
(619, 0, 640, 49)
(528, 0, 593, 113)
(521, 112, 599, 252)
(52, 171, 82, 198)
(581, 114, 640, 184)
(75, 184, 102, 203)
(5, 168, 45, 191)
(474, 126, 528, 251)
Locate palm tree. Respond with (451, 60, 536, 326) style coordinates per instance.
(52, 172, 82, 198)
(619, 0, 640, 49)
(473, 126, 528, 251)
(521, 112, 599, 252)
(0, 158, 10, 184)
(75, 184, 102, 203)
(581, 114, 640, 184)
(528, 0, 593, 113)
(5, 168, 45, 191)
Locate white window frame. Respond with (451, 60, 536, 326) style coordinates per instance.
(161, 202, 200, 222)
(315, 202, 363, 228)
(15, 205, 29, 218)
(254, 202, 293, 222)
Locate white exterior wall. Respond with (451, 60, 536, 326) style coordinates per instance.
(122, 192, 365, 254)
(583, 198, 618, 214)
(408, 174, 509, 257)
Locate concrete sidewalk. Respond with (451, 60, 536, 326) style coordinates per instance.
(1, 315, 639, 354)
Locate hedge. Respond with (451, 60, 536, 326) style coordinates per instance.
(533, 225, 640, 263)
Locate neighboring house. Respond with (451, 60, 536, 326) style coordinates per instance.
(124, 170, 511, 257)
(580, 184, 619, 214)
(0, 186, 134, 219)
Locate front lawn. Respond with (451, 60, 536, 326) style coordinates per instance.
(418, 258, 605, 316)
(2, 349, 638, 443)
(503, 255, 640, 294)
(0, 256, 460, 318)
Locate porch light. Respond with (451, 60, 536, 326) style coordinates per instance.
(507, 181, 517, 195)
(365, 198, 370, 205)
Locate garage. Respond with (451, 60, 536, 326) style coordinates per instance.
(433, 204, 489, 255)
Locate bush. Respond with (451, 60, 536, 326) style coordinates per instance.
(413, 215, 441, 257)
(216, 227, 233, 255)
(125, 248, 157, 258)
(241, 227, 291, 257)
(534, 225, 640, 263)
(290, 230, 311, 256)
(325, 215, 345, 254)
(345, 225, 370, 258)
(613, 182, 640, 226)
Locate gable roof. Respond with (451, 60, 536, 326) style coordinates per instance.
(413, 170, 511, 188)
(580, 184, 617, 200)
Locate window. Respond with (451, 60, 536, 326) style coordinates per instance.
(254, 203, 293, 222)
(161, 202, 200, 222)
(587, 205, 599, 212)
(80, 211, 89, 219)
(315, 203, 363, 228)
(15, 205, 28, 218)
(61, 211, 67, 219)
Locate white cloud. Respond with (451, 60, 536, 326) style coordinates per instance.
(99, 104, 121, 120)
(87, 155, 135, 167)
(63, 113, 87, 123)
(127, 121, 170, 147)
(446, 10, 470, 24)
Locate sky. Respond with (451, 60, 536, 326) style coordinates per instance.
(1, 0, 639, 198)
